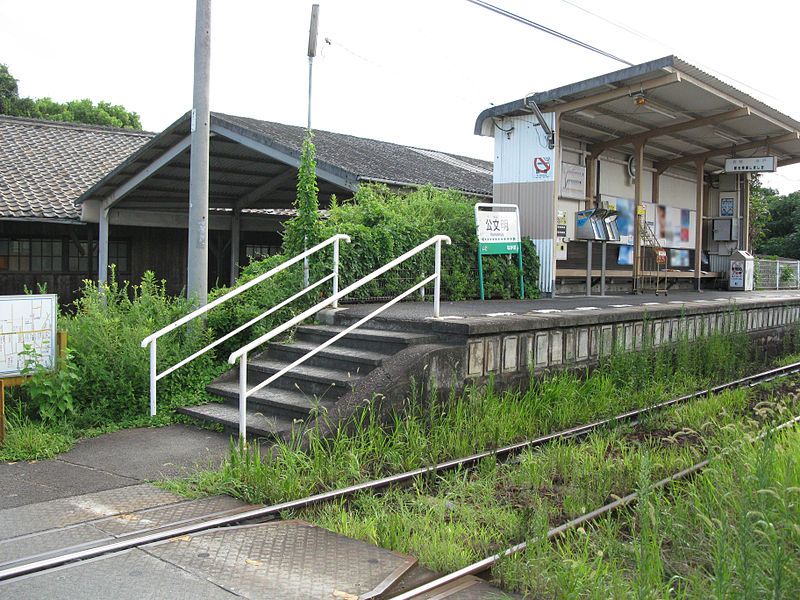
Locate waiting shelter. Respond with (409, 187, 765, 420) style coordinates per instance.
(475, 56, 800, 296)
(76, 112, 492, 293)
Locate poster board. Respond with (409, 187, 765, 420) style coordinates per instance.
(0, 294, 57, 377)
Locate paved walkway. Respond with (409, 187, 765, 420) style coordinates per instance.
(0, 424, 232, 510)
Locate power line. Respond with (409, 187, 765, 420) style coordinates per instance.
(464, 0, 633, 67)
(556, 0, 781, 103)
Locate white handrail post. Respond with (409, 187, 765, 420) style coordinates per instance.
(149, 340, 157, 417)
(332, 237, 340, 309)
(433, 238, 442, 318)
(239, 352, 248, 442)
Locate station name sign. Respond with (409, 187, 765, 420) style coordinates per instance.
(724, 156, 777, 173)
(476, 205, 521, 255)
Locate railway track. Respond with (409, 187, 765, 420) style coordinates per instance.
(2, 359, 800, 590)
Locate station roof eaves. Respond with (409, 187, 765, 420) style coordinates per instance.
(475, 55, 800, 173)
(76, 112, 493, 211)
(0, 115, 152, 221)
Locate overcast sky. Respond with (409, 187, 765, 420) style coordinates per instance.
(2, 0, 799, 193)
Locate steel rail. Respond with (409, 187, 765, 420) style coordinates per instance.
(389, 413, 800, 600)
(2, 359, 799, 583)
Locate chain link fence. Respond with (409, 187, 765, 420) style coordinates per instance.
(755, 258, 800, 290)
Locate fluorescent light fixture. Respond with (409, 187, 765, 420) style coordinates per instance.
(575, 110, 598, 120)
(633, 94, 676, 119)
(714, 129, 742, 144)
(641, 103, 676, 119)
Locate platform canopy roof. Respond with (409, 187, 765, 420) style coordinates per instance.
(475, 55, 800, 175)
(76, 111, 492, 220)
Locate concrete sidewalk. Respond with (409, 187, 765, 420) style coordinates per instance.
(0, 424, 232, 510)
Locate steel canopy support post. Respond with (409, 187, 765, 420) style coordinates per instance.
(187, 0, 211, 305)
(632, 142, 644, 293)
(694, 159, 706, 292)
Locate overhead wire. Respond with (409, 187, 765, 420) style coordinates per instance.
(556, 0, 782, 103)
(464, 0, 634, 67)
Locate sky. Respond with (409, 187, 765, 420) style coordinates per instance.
(2, 0, 800, 194)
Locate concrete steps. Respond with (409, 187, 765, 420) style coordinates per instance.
(180, 322, 437, 439)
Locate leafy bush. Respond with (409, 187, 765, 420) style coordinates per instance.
(312, 185, 539, 301)
(20, 346, 79, 422)
(207, 185, 539, 353)
(59, 272, 225, 427)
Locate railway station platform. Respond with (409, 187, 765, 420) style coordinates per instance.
(321, 289, 800, 404)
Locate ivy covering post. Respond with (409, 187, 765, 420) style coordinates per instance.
(284, 132, 321, 284)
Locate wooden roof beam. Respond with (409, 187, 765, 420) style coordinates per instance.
(235, 167, 296, 210)
(553, 72, 681, 115)
(591, 107, 750, 156)
(655, 132, 800, 173)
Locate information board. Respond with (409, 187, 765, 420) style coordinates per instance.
(0, 294, 57, 376)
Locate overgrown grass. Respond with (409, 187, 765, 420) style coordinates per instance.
(303, 374, 799, 598)
(0, 403, 74, 461)
(164, 324, 759, 504)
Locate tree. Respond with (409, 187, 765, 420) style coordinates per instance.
(0, 63, 142, 130)
(748, 176, 778, 250)
(0, 63, 19, 114)
(752, 176, 800, 259)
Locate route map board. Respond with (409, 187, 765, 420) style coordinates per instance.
(0, 294, 57, 377)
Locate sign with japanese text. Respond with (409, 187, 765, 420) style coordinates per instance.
(474, 203, 525, 300)
(476, 206, 521, 255)
(1, 294, 57, 377)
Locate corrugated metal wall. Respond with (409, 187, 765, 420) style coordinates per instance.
(493, 115, 558, 294)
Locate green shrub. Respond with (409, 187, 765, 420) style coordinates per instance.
(20, 345, 79, 422)
(312, 185, 539, 301)
(208, 185, 539, 354)
(59, 272, 225, 427)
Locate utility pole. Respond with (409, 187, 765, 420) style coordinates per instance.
(307, 4, 319, 131)
(187, 0, 211, 304)
(303, 3, 319, 287)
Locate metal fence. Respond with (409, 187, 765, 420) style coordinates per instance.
(755, 258, 800, 290)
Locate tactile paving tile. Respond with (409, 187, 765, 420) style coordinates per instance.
(92, 495, 249, 537)
(0, 484, 182, 540)
(147, 520, 418, 599)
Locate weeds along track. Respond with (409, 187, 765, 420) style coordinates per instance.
(2, 360, 800, 586)
(383, 401, 800, 599)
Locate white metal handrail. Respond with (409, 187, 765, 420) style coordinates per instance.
(228, 234, 452, 440)
(140, 234, 351, 416)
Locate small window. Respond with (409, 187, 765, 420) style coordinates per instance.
(245, 244, 280, 261)
(0, 238, 61, 272)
